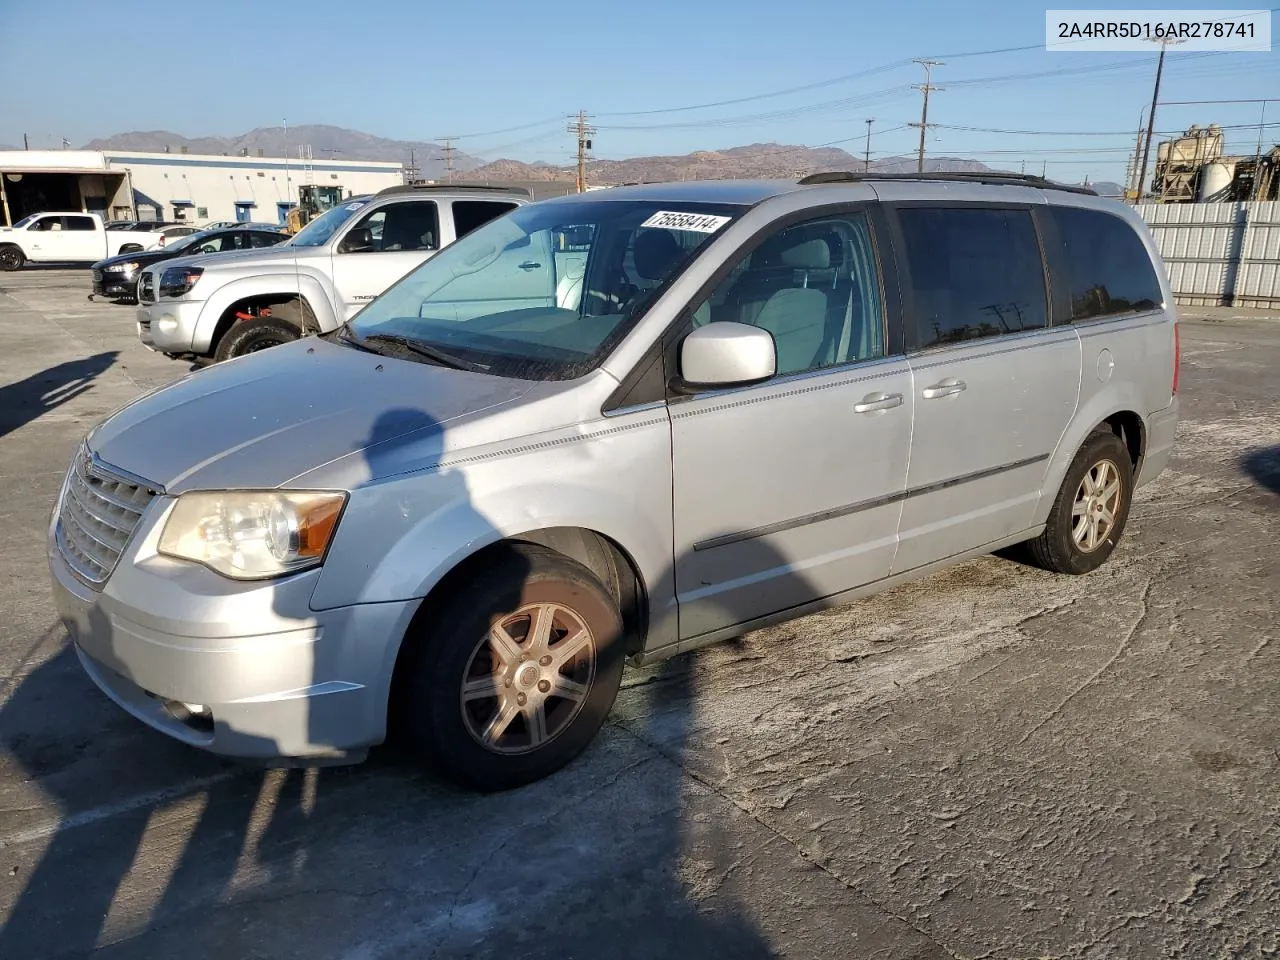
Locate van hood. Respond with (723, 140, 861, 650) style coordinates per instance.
(88, 337, 536, 492)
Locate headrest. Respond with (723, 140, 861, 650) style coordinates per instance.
(779, 238, 831, 270)
(633, 229, 683, 281)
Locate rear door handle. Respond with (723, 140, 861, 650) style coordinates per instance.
(518, 260, 542, 271)
(854, 391, 904, 414)
(922, 378, 967, 399)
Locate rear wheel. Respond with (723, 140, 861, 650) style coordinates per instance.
(401, 544, 626, 791)
(213, 316, 300, 361)
(1025, 430, 1133, 575)
(0, 245, 24, 271)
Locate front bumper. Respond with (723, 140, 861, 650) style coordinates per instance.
(48, 517, 419, 762)
(93, 270, 138, 298)
(136, 298, 206, 353)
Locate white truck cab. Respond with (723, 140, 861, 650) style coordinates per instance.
(0, 213, 170, 270)
(135, 185, 531, 362)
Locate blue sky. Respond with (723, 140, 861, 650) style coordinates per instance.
(1, 0, 1276, 183)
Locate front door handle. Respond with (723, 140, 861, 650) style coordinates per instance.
(854, 391, 904, 414)
(518, 260, 542, 271)
(922, 378, 967, 400)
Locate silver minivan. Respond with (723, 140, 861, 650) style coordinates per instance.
(48, 174, 1180, 791)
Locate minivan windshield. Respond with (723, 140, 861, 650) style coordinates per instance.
(290, 199, 369, 247)
(346, 199, 741, 380)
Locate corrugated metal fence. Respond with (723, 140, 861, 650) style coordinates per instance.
(1136, 201, 1280, 308)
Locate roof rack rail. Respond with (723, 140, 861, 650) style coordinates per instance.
(797, 171, 1097, 196)
(375, 182, 533, 198)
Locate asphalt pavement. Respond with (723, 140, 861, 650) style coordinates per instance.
(0, 270, 1276, 959)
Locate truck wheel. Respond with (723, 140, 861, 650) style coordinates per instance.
(400, 544, 626, 792)
(1025, 430, 1133, 575)
(213, 316, 301, 361)
(0, 245, 24, 271)
(117, 243, 143, 255)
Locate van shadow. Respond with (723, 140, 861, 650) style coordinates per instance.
(1241, 445, 1280, 497)
(1, 405, 820, 958)
(0, 353, 118, 441)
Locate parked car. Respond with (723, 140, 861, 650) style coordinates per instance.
(134, 184, 529, 362)
(149, 224, 201, 250)
(90, 227, 290, 301)
(0, 212, 171, 270)
(48, 173, 1179, 791)
(202, 220, 284, 232)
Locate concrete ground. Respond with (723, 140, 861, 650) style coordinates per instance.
(0, 269, 1276, 960)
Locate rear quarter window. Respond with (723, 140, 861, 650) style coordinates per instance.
(1050, 207, 1162, 322)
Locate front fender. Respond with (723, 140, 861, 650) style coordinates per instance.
(1031, 382, 1148, 525)
(192, 272, 338, 353)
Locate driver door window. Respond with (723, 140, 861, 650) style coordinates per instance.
(690, 212, 885, 376)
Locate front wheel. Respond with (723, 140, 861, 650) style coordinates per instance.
(0, 245, 25, 271)
(401, 544, 626, 791)
(1025, 430, 1133, 575)
(213, 316, 300, 361)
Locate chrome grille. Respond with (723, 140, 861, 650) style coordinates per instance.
(138, 271, 155, 303)
(55, 450, 156, 587)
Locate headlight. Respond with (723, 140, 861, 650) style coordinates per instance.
(158, 491, 346, 579)
(105, 261, 140, 274)
(159, 265, 203, 298)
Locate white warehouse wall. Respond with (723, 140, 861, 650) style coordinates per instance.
(103, 152, 404, 225)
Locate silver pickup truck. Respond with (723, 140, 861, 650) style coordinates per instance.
(135, 184, 530, 362)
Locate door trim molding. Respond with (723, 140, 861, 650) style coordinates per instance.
(692, 452, 1049, 551)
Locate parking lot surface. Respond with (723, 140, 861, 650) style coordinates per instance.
(0, 269, 1277, 959)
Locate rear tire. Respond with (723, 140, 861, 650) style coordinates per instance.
(0, 245, 24, 271)
(213, 316, 300, 361)
(400, 544, 626, 792)
(1025, 430, 1133, 575)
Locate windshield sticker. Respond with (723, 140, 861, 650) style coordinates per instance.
(639, 211, 731, 234)
(344, 201, 366, 211)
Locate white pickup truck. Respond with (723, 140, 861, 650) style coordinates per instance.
(0, 212, 170, 270)
(135, 184, 532, 362)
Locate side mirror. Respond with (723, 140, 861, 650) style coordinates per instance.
(674, 321, 776, 392)
(340, 227, 375, 253)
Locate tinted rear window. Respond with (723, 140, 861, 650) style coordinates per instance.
(452, 200, 519, 239)
(1051, 207, 1162, 321)
(899, 207, 1048, 348)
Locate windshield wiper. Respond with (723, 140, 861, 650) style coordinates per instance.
(360, 332, 488, 372)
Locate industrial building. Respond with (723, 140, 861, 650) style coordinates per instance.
(0, 149, 404, 227)
(1150, 124, 1278, 204)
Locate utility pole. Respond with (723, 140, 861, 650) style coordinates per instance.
(405, 148, 419, 184)
(567, 111, 595, 193)
(441, 138, 456, 182)
(910, 59, 943, 173)
(23, 133, 29, 150)
(1135, 38, 1182, 203)
(864, 118, 874, 172)
(1126, 107, 1148, 202)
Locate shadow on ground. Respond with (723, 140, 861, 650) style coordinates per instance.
(0, 407, 795, 959)
(1242, 445, 1280, 496)
(0, 353, 118, 441)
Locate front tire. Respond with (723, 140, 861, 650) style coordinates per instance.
(1026, 430, 1133, 575)
(213, 316, 300, 361)
(401, 544, 626, 791)
(0, 245, 25, 271)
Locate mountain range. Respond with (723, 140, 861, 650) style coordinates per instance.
(70, 125, 1120, 194)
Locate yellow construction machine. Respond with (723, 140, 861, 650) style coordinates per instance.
(285, 185, 345, 234)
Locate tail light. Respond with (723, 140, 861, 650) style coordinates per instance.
(1172, 321, 1181, 396)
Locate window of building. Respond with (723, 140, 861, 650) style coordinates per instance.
(1051, 206, 1163, 321)
(898, 207, 1047, 349)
